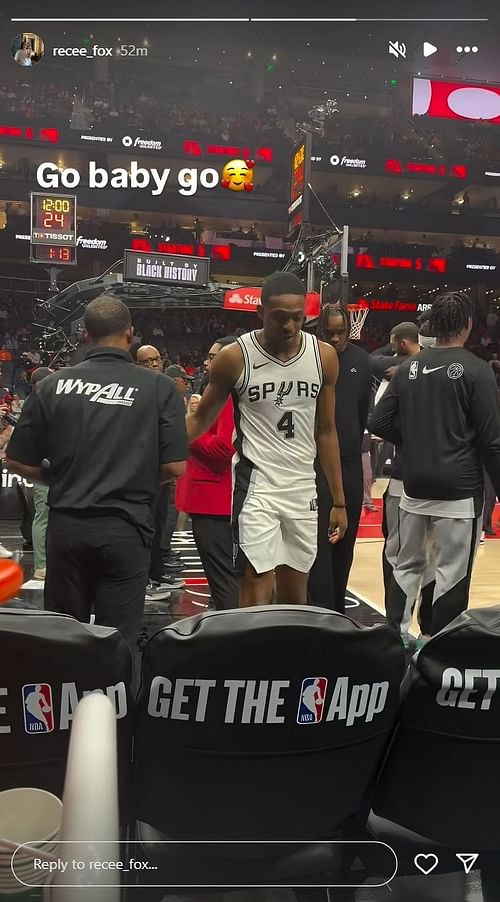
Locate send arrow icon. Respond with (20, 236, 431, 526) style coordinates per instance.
(456, 853, 479, 874)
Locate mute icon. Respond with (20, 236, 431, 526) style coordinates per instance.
(456, 853, 479, 874)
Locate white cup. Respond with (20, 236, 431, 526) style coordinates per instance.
(0, 789, 62, 846)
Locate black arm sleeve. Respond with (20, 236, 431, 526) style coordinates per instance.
(470, 367, 500, 498)
(372, 344, 393, 357)
(5, 392, 46, 466)
(158, 380, 189, 464)
(368, 372, 402, 446)
(371, 354, 397, 381)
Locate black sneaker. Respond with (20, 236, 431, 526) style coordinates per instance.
(160, 573, 185, 590)
(162, 554, 184, 572)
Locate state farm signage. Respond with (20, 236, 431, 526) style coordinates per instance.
(224, 287, 262, 309)
(224, 288, 320, 317)
(358, 299, 433, 312)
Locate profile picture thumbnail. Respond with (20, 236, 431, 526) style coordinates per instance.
(11, 32, 44, 67)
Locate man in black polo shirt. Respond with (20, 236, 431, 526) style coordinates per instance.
(6, 297, 187, 647)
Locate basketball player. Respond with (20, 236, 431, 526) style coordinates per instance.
(187, 271, 347, 607)
(308, 304, 372, 613)
(370, 292, 500, 637)
(371, 322, 435, 639)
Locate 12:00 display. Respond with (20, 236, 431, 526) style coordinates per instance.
(42, 198, 70, 213)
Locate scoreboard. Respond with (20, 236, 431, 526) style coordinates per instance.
(30, 192, 77, 265)
(288, 133, 312, 234)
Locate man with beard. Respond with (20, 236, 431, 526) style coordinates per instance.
(176, 336, 238, 610)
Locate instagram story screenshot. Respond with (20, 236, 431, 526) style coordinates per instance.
(0, 1, 499, 900)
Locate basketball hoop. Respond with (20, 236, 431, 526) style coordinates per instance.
(348, 303, 369, 340)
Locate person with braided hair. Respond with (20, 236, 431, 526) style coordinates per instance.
(370, 291, 500, 639)
(308, 303, 372, 613)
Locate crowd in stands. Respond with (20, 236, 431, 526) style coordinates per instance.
(0, 81, 74, 121)
(130, 309, 257, 370)
(0, 288, 498, 398)
(2, 67, 500, 170)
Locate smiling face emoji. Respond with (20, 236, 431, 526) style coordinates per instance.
(221, 159, 254, 191)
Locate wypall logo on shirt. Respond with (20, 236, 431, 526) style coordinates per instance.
(55, 378, 139, 406)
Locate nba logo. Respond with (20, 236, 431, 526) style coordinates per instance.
(409, 360, 419, 380)
(297, 677, 328, 724)
(22, 684, 54, 734)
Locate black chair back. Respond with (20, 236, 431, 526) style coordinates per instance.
(134, 606, 405, 841)
(372, 607, 500, 848)
(0, 609, 133, 813)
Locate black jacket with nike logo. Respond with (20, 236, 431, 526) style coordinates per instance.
(368, 346, 500, 507)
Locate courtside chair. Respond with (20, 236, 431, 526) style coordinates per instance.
(366, 607, 500, 901)
(129, 605, 405, 900)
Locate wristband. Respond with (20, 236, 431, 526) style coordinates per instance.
(332, 503, 346, 509)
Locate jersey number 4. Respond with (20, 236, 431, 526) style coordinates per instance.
(277, 411, 295, 439)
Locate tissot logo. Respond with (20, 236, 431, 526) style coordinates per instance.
(55, 379, 138, 406)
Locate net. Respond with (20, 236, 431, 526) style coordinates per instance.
(348, 303, 369, 340)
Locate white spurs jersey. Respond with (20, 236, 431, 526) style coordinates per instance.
(233, 330, 323, 494)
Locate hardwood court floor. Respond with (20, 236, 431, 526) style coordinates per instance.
(350, 479, 500, 620)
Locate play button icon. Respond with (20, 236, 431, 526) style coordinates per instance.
(423, 42, 438, 57)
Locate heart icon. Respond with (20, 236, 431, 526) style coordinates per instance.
(414, 853, 439, 875)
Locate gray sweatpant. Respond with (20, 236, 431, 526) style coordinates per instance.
(383, 492, 436, 633)
(387, 508, 481, 637)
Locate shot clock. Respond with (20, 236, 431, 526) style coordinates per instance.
(30, 192, 77, 265)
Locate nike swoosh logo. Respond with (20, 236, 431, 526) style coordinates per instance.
(253, 362, 269, 369)
(422, 365, 446, 374)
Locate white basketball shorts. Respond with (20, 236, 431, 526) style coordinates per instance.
(232, 487, 318, 575)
